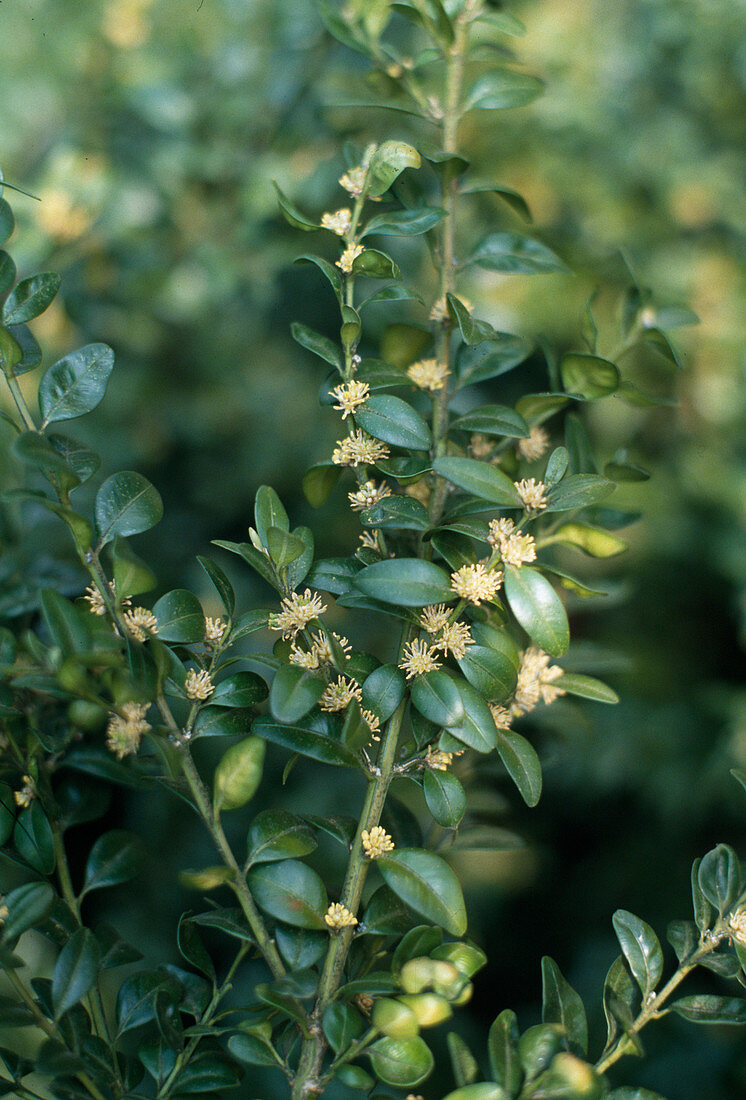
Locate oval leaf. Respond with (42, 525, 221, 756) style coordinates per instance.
(38, 344, 114, 427)
(504, 565, 569, 656)
(83, 830, 147, 895)
(247, 860, 327, 929)
(354, 559, 454, 607)
(355, 394, 431, 450)
(411, 670, 464, 728)
(377, 849, 467, 936)
(95, 471, 163, 547)
(52, 929, 100, 1019)
(152, 589, 205, 644)
(433, 456, 521, 506)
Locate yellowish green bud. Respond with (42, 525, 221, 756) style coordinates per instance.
(372, 997, 420, 1039)
(399, 993, 452, 1028)
(68, 700, 106, 731)
(430, 941, 487, 978)
(399, 957, 436, 994)
(449, 980, 473, 1007)
(213, 736, 266, 812)
(179, 866, 234, 890)
(528, 1053, 603, 1099)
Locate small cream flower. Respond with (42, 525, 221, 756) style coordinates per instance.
(325, 902, 358, 930)
(348, 479, 391, 511)
(434, 621, 474, 660)
(321, 207, 352, 236)
(430, 294, 473, 322)
(205, 617, 228, 647)
(470, 433, 494, 460)
(355, 992, 375, 1015)
(332, 380, 370, 418)
(361, 709, 381, 740)
(419, 604, 451, 634)
(399, 638, 442, 680)
(339, 166, 367, 198)
(450, 563, 503, 605)
(728, 909, 746, 947)
(312, 630, 352, 665)
(336, 244, 365, 274)
(424, 748, 453, 771)
(488, 517, 536, 567)
(359, 530, 381, 551)
(289, 643, 321, 670)
(319, 676, 362, 713)
(106, 702, 151, 759)
(362, 826, 395, 859)
(123, 607, 159, 642)
(489, 703, 513, 730)
(269, 589, 327, 639)
(407, 357, 449, 392)
(0, 902, 8, 925)
(518, 425, 550, 462)
(185, 669, 215, 701)
(83, 581, 130, 616)
(512, 646, 565, 716)
(515, 478, 549, 512)
(14, 776, 35, 808)
(332, 431, 389, 468)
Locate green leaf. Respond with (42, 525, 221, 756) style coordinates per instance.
(368, 1035, 433, 1087)
(0, 784, 14, 847)
(691, 857, 711, 932)
(152, 589, 205, 644)
(12, 431, 82, 492)
(0, 199, 14, 244)
(197, 555, 235, 616)
(447, 1032, 480, 1088)
(291, 322, 342, 369)
(52, 929, 100, 1019)
(361, 664, 406, 721)
(411, 670, 464, 727)
(557, 673, 618, 704)
(447, 295, 502, 345)
(273, 181, 319, 231)
(367, 140, 421, 198)
(424, 769, 466, 828)
(464, 70, 544, 111)
(547, 474, 615, 512)
(605, 1090, 668, 1100)
(612, 910, 663, 1000)
(211, 672, 267, 708)
(355, 394, 431, 450)
(323, 1001, 366, 1054)
(286, 527, 315, 590)
(213, 539, 278, 590)
(451, 405, 529, 439)
(354, 558, 453, 607)
(0, 326, 22, 373)
(38, 344, 114, 427)
(295, 253, 343, 302)
(457, 645, 516, 702)
(252, 717, 360, 768)
(670, 995, 746, 1025)
(247, 860, 328, 929)
(95, 471, 163, 547)
(14, 802, 55, 874)
(362, 205, 446, 237)
(541, 956, 588, 1056)
(305, 557, 361, 596)
(496, 727, 542, 806)
(247, 810, 317, 865)
(433, 456, 521, 506)
(604, 461, 650, 482)
(461, 180, 532, 222)
(469, 233, 567, 275)
(5, 322, 42, 375)
(560, 353, 620, 399)
(456, 335, 533, 386)
(41, 589, 92, 656)
(447, 680, 498, 753)
(112, 537, 157, 599)
(2, 272, 60, 325)
(378, 849, 466, 935)
(254, 485, 289, 547)
(360, 495, 429, 531)
(504, 565, 569, 656)
(488, 1008, 522, 1095)
(172, 1052, 241, 1093)
(2, 882, 55, 941)
(266, 527, 306, 571)
(269, 666, 324, 724)
(353, 248, 402, 280)
(276, 926, 327, 969)
(228, 1028, 280, 1068)
(547, 523, 627, 558)
(698, 844, 741, 915)
(82, 830, 147, 895)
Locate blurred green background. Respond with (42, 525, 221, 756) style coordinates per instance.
(1, 0, 745, 1096)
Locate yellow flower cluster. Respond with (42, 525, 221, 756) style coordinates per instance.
(418, 605, 474, 659)
(515, 478, 549, 512)
(186, 669, 214, 701)
(424, 748, 453, 771)
(361, 708, 381, 740)
(336, 244, 365, 273)
(362, 826, 395, 859)
(729, 909, 746, 947)
(106, 702, 151, 759)
(331, 380, 370, 418)
(289, 630, 351, 671)
(518, 425, 550, 461)
(205, 617, 228, 646)
(332, 431, 389, 468)
(123, 607, 159, 642)
(359, 530, 381, 551)
(339, 166, 367, 198)
(269, 589, 327, 639)
(512, 646, 565, 716)
(450, 563, 503, 605)
(319, 676, 362, 713)
(321, 207, 352, 236)
(325, 902, 358, 930)
(399, 638, 442, 680)
(348, 479, 391, 511)
(407, 357, 450, 392)
(83, 581, 129, 616)
(14, 776, 36, 808)
(488, 517, 537, 567)
(489, 703, 513, 730)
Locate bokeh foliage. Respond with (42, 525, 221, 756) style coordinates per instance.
(1, 0, 744, 1096)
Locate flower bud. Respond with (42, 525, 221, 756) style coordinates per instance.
(213, 736, 266, 813)
(399, 957, 436, 994)
(179, 866, 233, 890)
(430, 941, 487, 978)
(525, 1053, 603, 1099)
(449, 979, 473, 1007)
(68, 700, 106, 731)
(518, 1023, 564, 1080)
(399, 993, 452, 1028)
(372, 997, 420, 1039)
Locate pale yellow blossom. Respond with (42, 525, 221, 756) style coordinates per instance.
(319, 676, 362, 713)
(332, 380, 370, 418)
(332, 431, 389, 468)
(450, 563, 503, 605)
(470, 434, 494, 460)
(336, 244, 365, 273)
(186, 669, 214, 701)
(434, 621, 474, 660)
(399, 638, 442, 680)
(407, 357, 449, 392)
(424, 748, 453, 771)
(361, 709, 381, 740)
(83, 581, 130, 616)
(269, 589, 327, 639)
(362, 826, 395, 859)
(489, 703, 513, 730)
(518, 426, 550, 462)
(512, 647, 565, 716)
(106, 702, 151, 759)
(515, 478, 549, 512)
(321, 207, 352, 236)
(488, 517, 536, 567)
(14, 776, 35, 808)
(359, 530, 381, 551)
(419, 605, 451, 634)
(123, 607, 158, 642)
(325, 902, 358, 930)
(729, 909, 746, 947)
(205, 617, 228, 646)
(339, 166, 367, 198)
(348, 479, 391, 510)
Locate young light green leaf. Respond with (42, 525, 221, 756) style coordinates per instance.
(464, 70, 544, 111)
(368, 1035, 434, 1087)
(557, 674, 619, 704)
(366, 140, 421, 198)
(488, 1008, 522, 1095)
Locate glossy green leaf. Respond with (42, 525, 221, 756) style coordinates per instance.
(14, 802, 55, 874)
(247, 860, 328, 929)
(0, 199, 14, 244)
(547, 474, 615, 512)
(612, 909, 663, 1000)
(252, 717, 360, 768)
(41, 589, 91, 656)
(433, 456, 521, 506)
(670, 995, 746, 1025)
(171, 1052, 241, 1093)
(38, 343, 114, 427)
(496, 727, 542, 807)
(411, 670, 464, 727)
(605, 1090, 668, 1100)
(323, 1001, 366, 1054)
(360, 495, 429, 531)
(12, 431, 81, 491)
(273, 181, 319, 231)
(302, 462, 342, 507)
(469, 232, 567, 275)
(447, 294, 502, 345)
(112, 537, 157, 599)
(211, 672, 267, 708)
(355, 394, 431, 450)
(228, 1027, 280, 1067)
(152, 589, 205, 644)
(378, 849, 466, 936)
(254, 484, 289, 546)
(291, 322, 342, 369)
(488, 1008, 522, 1095)
(213, 538, 278, 589)
(192, 707, 253, 739)
(447, 680, 498, 753)
(83, 830, 146, 895)
(560, 353, 620, 400)
(247, 810, 317, 865)
(95, 471, 163, 547)
(270, 665, 324, 723)
(295, 253, 343, 302)
(361, 664, 406, 721)
(464, 70, 544, 111)
(0, 325, 22, 373)
(368, 1035, 433, 1087)
(456, 334, 533, 386)
(4, 322, 42, 375)
(353, 247, 402, 280)
(451, 404, 529, 438)
(691, 857, 711, 933)
(541, 956, 588, 1056)
(275, 925, 327, 970)
(367, 140, 421, 198)
(362, 205, 446, 237)
(456, 645, 516, 702)
(2, 882, 55, 941)
(698, 844, 741, 915)
(286, 526, 315, 590)
(423, 769, 466, 828)
(354, 558, 453, 606)
(306, 556, 361, 596)
(557, 674, 619, 704)
(546, 523, 627, 557)
(197, 555, 235, 616)
(504, 565, 569, 656)
(266, 526, 306, 571)
(442, 1086, 507, 1100)
(52, 929, 100, 1019)
(447, 1032, 479, 1088)
(2, 272, 60, 325)
(462, 180, 532, 221)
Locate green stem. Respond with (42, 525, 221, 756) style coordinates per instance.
(178, 747, 286, 980)
(3, 370, 38, 432)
